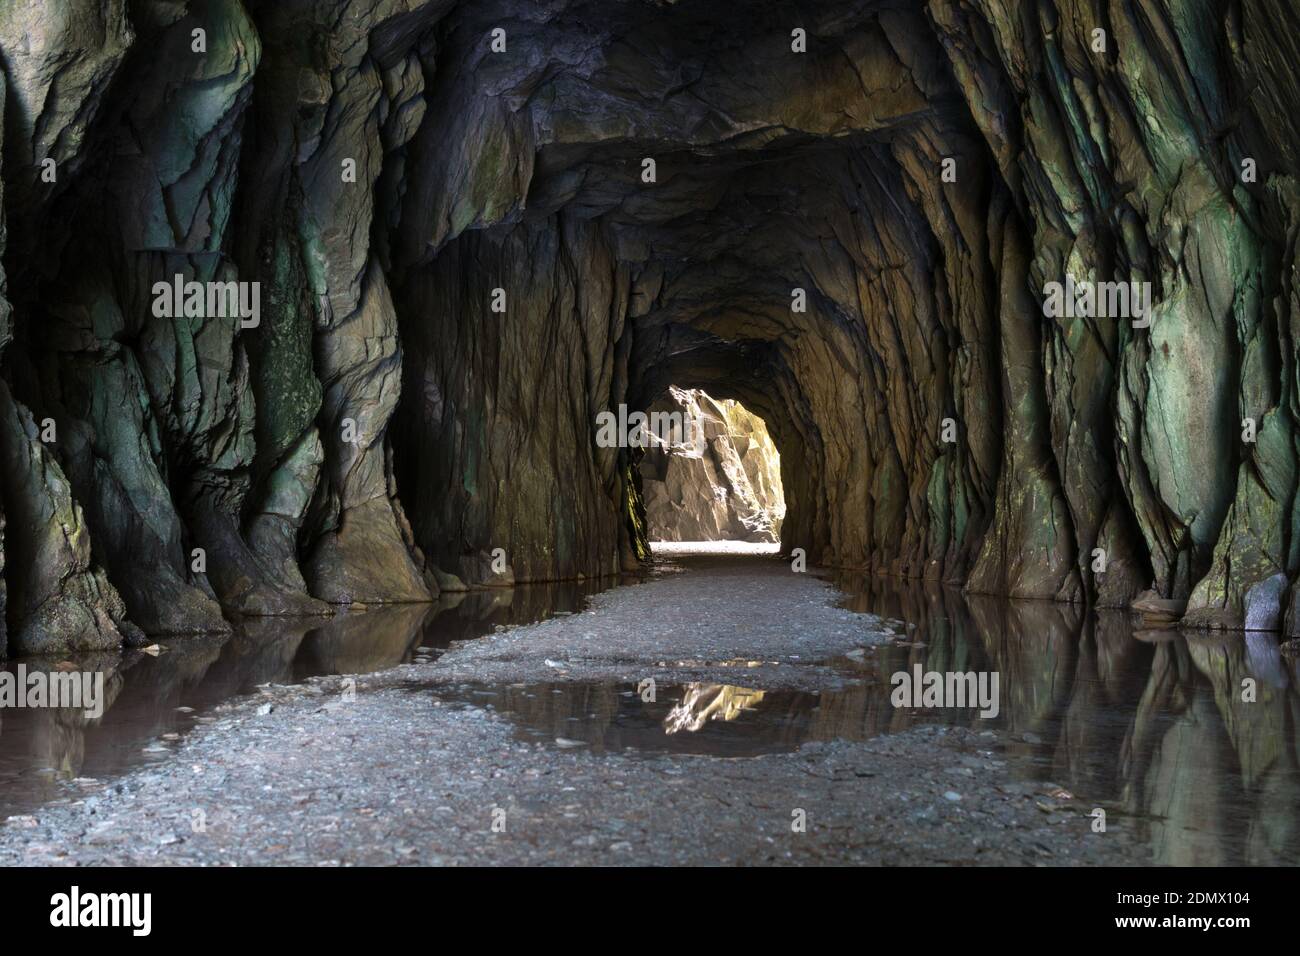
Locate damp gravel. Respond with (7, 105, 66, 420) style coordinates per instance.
(0, 546, 1148, 866)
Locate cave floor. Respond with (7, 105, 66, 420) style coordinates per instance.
(0, 545, 1267, 866)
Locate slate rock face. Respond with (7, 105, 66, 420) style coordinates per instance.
(641, 387, 784, 544)
(0, 381, 138, 653)
(0, 0, 1297, 652)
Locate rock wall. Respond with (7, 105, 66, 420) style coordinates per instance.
(641, 387, 784, 543)
(0, 0, 1297, 652)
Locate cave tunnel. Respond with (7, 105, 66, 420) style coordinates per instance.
(0, 0, 1294, 647)
(0, 0, 1298, 876)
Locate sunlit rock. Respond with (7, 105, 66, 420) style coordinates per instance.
(641, 387, 785, 544)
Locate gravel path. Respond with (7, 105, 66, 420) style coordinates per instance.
(0, 548, 1146, 866)
(424, 543, 898, 691)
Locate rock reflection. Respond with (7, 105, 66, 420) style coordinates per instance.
(1122, 632, 1300, 864)
(0, 577, 609, 818)
(452, 679, 822, 757)
(444, 574, 1300, 865)
(837, 575, 1300, 866)
(664, 684, 766, 733)
(4, 570, 1298, 865)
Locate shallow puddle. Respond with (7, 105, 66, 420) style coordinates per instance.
(431, 574, 1300, 865)
(433, 680, 842, 757)
(2, 569, 1298, 865)
(830, 574, 1300, 866)
(0, 578, 612, 819)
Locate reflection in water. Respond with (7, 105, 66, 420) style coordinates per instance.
(437, 574, 1300, 865)
(439, 679, 830, 757)
(4, 570, 1298, 865)
(837, 575, 1300, 865)
(0, 578, 610, 820)
(664, 684, 765, 733)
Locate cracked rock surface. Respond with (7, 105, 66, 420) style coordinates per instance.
(0, 0, 1298, 651)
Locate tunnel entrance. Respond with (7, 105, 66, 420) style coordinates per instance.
(637, 387, 785, 545)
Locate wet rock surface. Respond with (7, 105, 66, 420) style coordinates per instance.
(0, 1, 1296, 650)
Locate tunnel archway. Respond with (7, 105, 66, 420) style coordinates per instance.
(0, 0, 1291, 654)
(0, 0, 1297, 881)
